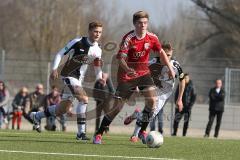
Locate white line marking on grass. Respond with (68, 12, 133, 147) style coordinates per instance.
(0, 150, 183, 160)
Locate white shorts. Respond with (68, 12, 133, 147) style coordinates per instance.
(61, 77, 83, 101)
(153, 87, 173, 118)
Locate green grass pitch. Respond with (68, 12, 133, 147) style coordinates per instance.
(0, 130, 239, 160)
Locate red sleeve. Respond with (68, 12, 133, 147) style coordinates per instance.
(117, 31, 134, 59)
(117, 37, 129, 59)
(152, 36, 162, 52)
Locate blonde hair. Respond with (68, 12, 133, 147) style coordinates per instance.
(88, 21, 103, 31)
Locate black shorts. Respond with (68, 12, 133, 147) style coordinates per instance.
(115, 74, 155, 99)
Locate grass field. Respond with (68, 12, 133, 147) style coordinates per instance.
(0, 130, 239, 160)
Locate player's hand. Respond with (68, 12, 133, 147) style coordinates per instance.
(176, 99, 183, 112)
(50, 69, 59, 80)
(126, 68, 137, 77)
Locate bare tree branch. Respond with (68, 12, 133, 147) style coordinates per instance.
(191, 0, 240, 28)
(186, 31, 224, 49)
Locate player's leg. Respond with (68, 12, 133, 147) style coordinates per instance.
(133, 89, 169, 142)
(102, 97, 112, 133)
(93, 97, 125, 144)
(93, 82, 134, 144)
(74, 86, 90, 140)
(137, 85, 157, 144)
(95, 100, 103, 132)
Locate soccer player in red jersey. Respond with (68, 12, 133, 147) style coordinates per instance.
(93, 11, 177, 144)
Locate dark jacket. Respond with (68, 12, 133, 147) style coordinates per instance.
(26, 91, 46, 111)
(93, 79, 115, 101)
(175, 80, 196, 111)
(209, 87, 225, 112)
(12, 93, 28, 111)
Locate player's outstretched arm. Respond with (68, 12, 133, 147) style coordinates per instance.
(176, 78, 185, 112)
(118, 58, 137, 77)
(94, 58, 103, 82)
(159, 49, 175, 79)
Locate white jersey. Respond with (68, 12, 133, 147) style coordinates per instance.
(149, 57, 184, 94)
(148, 57, 184, 117)
(52, 37, 103, 86)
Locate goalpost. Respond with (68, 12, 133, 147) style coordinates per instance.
(225, 68, 240, 105)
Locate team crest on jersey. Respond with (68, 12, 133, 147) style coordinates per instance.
(65, 46, 69, 51)
(144, 43, 150, 50)
(130, 44, 137, 50)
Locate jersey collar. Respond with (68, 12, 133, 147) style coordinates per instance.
(87, 37, 97, 46)
(134, 30, 147, 40)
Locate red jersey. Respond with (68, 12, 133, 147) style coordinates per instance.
(117, 30, 162, 82)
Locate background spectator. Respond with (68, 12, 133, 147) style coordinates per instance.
(172, 73, 196, 136)
(0, 80, 10, 129)
(45, 85, 64, 131)
(25, 83, 46, 129)
(12, 86, 29, 130)
(204, 79, 225, 138)
(150, 108, 164, 134)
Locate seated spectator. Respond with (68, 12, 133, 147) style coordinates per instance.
(12, 87, 29, 130)
(45, 85, 64, 131)
(0, 81, 10, 129)
(25, 84, 46, 129)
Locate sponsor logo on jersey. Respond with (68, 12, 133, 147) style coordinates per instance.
(134, 51, 145, 58)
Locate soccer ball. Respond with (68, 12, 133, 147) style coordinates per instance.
(146, 131, 164, 148)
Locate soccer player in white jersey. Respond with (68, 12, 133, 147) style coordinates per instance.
(30, 22, 104, 140)
(124, 42, 185, 142)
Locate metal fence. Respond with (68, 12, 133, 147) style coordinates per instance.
(225, 68, 240, 105)
(0, 50, 5, 80)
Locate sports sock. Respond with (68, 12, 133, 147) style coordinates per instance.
(76, 102, 87, 135)
(96, 115, 112, 135)
(132, 123, 141, 137)
(140, 107, 153, 132)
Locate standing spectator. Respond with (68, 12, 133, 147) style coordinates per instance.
(93, 73, 115, 133)
(12, 87, 29, 130)
(204, 79, 225, 138)
(150, 108, 164, 134)
(172, 73, 196, 136)
(0, 81, 10, 129)
(45, 85, 64, 131)
(25, 84, 46, 129)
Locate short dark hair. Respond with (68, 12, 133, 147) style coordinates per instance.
(162, 42, 173, 51)
(133, 11, 149, 24)
(184, 73, 189, 78)
(88, 21, 103, 31)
